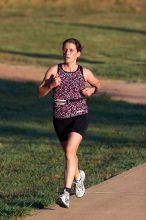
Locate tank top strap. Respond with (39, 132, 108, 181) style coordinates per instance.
(57, 63, 62, 74)
(79, 65, 86, 82)
(79, 65, 83, 75)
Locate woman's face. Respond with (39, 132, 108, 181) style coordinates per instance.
(63, 42, 81, 64)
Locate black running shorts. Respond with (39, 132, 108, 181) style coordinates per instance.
(53, 114, 89, 141)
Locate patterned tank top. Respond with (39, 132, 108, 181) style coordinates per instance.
(53, 64, 88, 118)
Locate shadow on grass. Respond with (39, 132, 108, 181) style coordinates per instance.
(86, 132, 145, 147)
(0, 79, 57, 145)
(0, 79, 146, 147)
(0, 124, 55, 144)
(49, 21, 146, 35)
(86, 96, 146, 146)
(0, 79, 146, 215)
(0, 48, 104, 64)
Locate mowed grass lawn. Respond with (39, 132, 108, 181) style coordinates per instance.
(0, 6, 146, 81)
(0, 4, 146, 219)
(0, 80, 146, 219)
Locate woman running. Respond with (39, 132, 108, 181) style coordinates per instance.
(38, 38, 101, 208)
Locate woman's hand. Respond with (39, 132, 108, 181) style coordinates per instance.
(81, 87, 96, 97)
(45, 73, 61, 89)
(51, 73, 61, 88)
(38, 73, 61, 98)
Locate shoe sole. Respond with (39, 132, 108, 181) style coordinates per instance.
(56, 198, 69, 208)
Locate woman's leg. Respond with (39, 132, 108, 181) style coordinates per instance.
(61, 132, 82, 189)
(61, 145, 80, 184)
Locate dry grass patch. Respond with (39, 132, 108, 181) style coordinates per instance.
(0, 0, 146, 12)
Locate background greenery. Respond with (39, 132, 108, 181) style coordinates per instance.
(0, 1, 146, 219)
(0, 0, 146, 81)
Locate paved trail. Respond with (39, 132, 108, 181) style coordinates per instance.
(20, 163, 146, 220)
(0, 63, 146, 105)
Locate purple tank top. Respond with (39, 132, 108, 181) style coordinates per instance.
(53, 64, 88, 118)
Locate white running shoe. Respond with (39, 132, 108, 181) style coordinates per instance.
(75, 170, 85, 198)
(56, 190, 70, 208)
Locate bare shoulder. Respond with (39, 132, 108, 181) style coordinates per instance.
(82, 67, 94, 81)
(45, 64, 58, 78)
(82, 66, 101, 88)
(39, 64, 58, 85)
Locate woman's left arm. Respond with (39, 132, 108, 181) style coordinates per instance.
(82, 68, 101, 97)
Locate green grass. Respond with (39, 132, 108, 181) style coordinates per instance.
(0, 80, 146, 219)
(0, 2, 146, 219)
(0, 6, 146, 81)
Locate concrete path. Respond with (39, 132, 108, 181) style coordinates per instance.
(22, 163, 146, 220)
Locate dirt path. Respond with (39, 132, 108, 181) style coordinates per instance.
(0, 63, 146, 105)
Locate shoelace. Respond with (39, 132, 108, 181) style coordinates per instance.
(76, 180, 83, 189)
(64, 192, 69, 203)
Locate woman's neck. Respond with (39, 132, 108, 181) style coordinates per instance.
(62, 63, 78, 72)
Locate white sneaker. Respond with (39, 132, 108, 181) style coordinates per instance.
(75, 170, 85, 198)
(56, 190, 70, 208)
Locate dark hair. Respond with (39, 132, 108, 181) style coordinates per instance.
(62, 38, 83, 52)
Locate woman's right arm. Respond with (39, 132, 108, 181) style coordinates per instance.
(37, 65, 60, 98)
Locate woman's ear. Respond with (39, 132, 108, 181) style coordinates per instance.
(77, 51, 81, 58)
